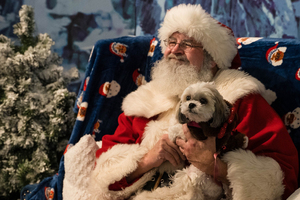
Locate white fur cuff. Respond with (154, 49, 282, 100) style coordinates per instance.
(88, 144, 154, 200)
(222, 149, 284, 200)
(63, 134, 99, 200)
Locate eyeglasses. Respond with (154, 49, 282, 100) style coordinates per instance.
(163, 39, 203, 52)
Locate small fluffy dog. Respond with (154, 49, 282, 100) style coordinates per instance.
(165, 82, 248, 200)
(134, 82, 248, 200)
(170, 81, 248, 155)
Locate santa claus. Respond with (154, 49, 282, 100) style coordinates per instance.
(88, 4, 298, 200)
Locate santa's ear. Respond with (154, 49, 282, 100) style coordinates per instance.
(177, 104, 188, 124)
(210, 94, 229, 128)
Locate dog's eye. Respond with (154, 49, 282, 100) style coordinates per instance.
(200, 98, 208, 104)
(186, 96, 191, 101)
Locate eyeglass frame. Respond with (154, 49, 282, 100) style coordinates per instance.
(163, 38, 203, 52)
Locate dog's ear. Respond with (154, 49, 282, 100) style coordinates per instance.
(177, 103, 189, 124)
(210, 93, 230, 128)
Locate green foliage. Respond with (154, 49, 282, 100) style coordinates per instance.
(0, 5, 79, 198)
(12, 5, 38, 54)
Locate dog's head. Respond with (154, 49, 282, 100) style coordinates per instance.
(177, 82, 230, 128)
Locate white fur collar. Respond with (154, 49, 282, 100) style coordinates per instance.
(121, 81, 180, 118)
(122, 69, 276, 118)
(214, 69, 276, 104)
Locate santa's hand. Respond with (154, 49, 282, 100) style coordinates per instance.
(176, 124, 216, 175)
(144, 134, 186, 169)
(126, 134, 185, 183)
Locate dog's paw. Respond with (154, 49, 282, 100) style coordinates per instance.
(242, 136, 249, 149)
(168, 124, 185, 142)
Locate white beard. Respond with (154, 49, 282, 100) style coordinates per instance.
(150, 55, 214, 97)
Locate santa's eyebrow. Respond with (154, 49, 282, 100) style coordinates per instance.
(182, 39, 194, 43)
(168, 37, 194, 43)
(168, 37, 177, 41)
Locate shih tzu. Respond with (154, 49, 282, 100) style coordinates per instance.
(170, 81, 248, 155)
(159, 82, 248, 200)
(134, 82, 248, 200)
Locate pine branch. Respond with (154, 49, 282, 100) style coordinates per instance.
(13, 5, 38, 54)
(0, 5, 79, 198)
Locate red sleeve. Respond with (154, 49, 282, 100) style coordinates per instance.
(95, 112, 151, 190)
(235, 93, 299, 199)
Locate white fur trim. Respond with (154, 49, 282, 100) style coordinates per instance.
(133, 165, 223, 200)
(158, 4, 237, 69)
(214, 69, 277, 104)
(63, 135, 98, 200)
(88, 144, 156, 200)
(222, 149, 284, 200)
(122, 81, 179, 118)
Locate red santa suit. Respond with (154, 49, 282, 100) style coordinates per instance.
(88, 69, 298, 200)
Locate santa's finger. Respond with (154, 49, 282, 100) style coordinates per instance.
(165, 137, 186, 160)
(182, 124, 193, 140)
(162, 142, 184, 165)
(171, 142, 186, 161)
(176, 137, 186, 148)
(162, 148, 181, 166)
(161, 134, 185, 160)
(179, 147, 185, 155)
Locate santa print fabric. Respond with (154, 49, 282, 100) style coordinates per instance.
(95, 93, 298, 199)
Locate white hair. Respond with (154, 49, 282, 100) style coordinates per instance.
(150, 51, 215, 97)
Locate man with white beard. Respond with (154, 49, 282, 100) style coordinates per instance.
(148, 50, 215, 98)
(88, 4, 298, 200)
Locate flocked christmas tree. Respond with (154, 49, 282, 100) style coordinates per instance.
(0, 5, 78, 198)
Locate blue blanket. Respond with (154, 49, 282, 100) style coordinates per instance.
(21, 35, 300, 200)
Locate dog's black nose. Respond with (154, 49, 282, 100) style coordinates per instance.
(189, 103, 196, 109)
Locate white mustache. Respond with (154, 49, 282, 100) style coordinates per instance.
(167, 54, 189, 63)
